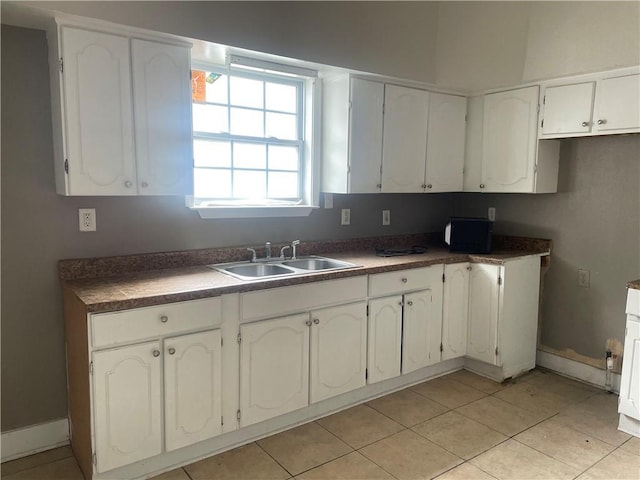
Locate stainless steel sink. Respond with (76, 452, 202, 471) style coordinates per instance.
(209, 256, 358, 281)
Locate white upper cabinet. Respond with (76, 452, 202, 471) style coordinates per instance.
(540, 82, 595, 136)
(593, 74, 640, 134)
(424, 93, 467, 192)
(381, 85, 429, 193)
(50, 24, 192, 196)
(540, 71, 640, 138)
(60, 27, 137, 195)
(322, 76, 384, 193)
(131, 39, 193, 195)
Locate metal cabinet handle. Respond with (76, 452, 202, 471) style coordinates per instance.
(152, 349, 160, 357)
(160, 315, 168, 323)
(401, 277, 408, 283)
(407, 300, 413, 306)
(124, 180, 133, 188)
(141, 181, 149, 188)
(581, 121, 589, 127)
(479, 184, 485, 189)
(376, 184, 382, 189)
(427, 184, 433, 189)
(305, 319, 312, 326)
(597, 119, 606, 125)
(168, 347, 176, 355)
(421, 184, 427, 189)
(466, 266, 472, 271)
(313, 318, 320, 325)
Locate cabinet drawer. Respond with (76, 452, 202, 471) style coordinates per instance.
(241, 276, 367, 321)
(91, 297, 222, 348)
(369, 266, 442, 297)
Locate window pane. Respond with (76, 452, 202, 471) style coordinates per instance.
(233, 170, 266, 199)
(234, 143, 266, 169)
(268, 145, 299, 171)
(194, 168, 231, 198)
(230, 108, 264, 137)
(265, 112, 297, 140)
(205, 73, 228, 104)
(230, 77, 263, 108)
(268, 172, 299, 198)
(266, 83, 297, 113)
(193, 104, 228, 133)
(194, 140, 231, 168)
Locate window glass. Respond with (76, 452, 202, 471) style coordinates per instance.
(268, 172, 299, 198)
(266, 83, 297, 113)
(194, 168, 231, 198)
(234, 170, 266, 198)
(266, 112, 297, 140)
(194, 139, 231, 168)
(230, 77, 263, 109)
(192, 104, 228, 134)
(268, 145, 299, 171)
(234, 143, 266, 169)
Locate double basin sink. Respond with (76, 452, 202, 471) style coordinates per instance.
(209, 256, 359, 281)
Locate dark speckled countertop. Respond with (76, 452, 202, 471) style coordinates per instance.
(628, 280, 640, 290)
(61, 234, 551, 313)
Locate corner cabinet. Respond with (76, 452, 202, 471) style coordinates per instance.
(48, 23, 193, 196)
(618, 287, 640, 437)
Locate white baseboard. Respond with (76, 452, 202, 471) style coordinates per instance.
(536, 349, 621, 393)
(1, 418, 70, 463)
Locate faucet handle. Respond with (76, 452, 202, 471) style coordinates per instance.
(246, 248, 257, 262)
(291, 239, 301, 246)
(291, 239, 301, 260)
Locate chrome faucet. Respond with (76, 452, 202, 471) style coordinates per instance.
(246, 248, 257, 262)
(291, 239, 301, 259)
(265, 242, 272, 260)
(280, 245, 291, 259)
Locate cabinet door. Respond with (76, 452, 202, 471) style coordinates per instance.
(240, 315, 309, 427)
(310, 302, 367, 403)
(368, 296, 403, 383)
(467, 264, 500, 365)
(541, 82, 595, 136)
(424, 93, 466, 192)
(164, 329, 222, 451)
(349, 78, 384, 193)
(61, 27, 136, 195)
(482, 86, 539, 192)
(442, 263, 470, 361)
(618, 318, 640, 419)
(132, 39, 193, 195)
(402, 288, 443, 374)
(381, 85, 429, 192)
(93, 341, 162, 473)
(594, 74, 640, 133)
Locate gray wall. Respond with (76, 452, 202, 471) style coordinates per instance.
(0, 25, 453, 431)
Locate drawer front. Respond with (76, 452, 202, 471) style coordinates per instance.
(241, 276, 367, 322)
(369, 266, 442, 297)
(91, 297, 222, 348)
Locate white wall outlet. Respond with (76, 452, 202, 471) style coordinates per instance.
(341, 208, 351, 225)
(578, 269, 590, 288)
(382, 210, 391, 225)
(79, 208, 96, 232)
(488, 207, 496, 222)
(324, 193, 333, 209)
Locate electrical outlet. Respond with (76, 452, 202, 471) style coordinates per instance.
(341, 208, 351, 225)
(79, 208, 96, 232)
(578, 269, 590, 288)
(382, 210, 391, 225)
(488, 207, 496, 222)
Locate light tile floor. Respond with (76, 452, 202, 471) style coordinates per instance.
(2, 369, 639, 480)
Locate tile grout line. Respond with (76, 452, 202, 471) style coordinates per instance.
(254, 440, 301, 478)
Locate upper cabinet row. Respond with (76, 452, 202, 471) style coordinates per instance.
(48, 25, 193, 195)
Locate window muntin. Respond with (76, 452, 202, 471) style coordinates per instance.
(191, 68, 304, 204)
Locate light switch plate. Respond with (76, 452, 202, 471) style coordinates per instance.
(341, 209, 351, 225)
(382, 210, 391, 225)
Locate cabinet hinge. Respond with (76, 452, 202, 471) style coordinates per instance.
(89, 361, 93, 375)
(465, 114, 468, 122)
(236, 409, 241, 421)
(498, 276, 502, 286)
(541, 119, 544, 128)
(64, 159, 69, 174)
(221, 336, 223, 347)
(92, 452, 97, 466)
(221, 416, 224, 426)
(442, 273, 445, 283)
(543, 95, 546, 105)
(365, 368, 368, 380)
(537, 104, 540, 113)
(495, 347, 499, 356)
(59, 57, 63, 74)
(348, 100, 352, 110)
(237, 333, 242, 344)
(440, 342, 443, 352)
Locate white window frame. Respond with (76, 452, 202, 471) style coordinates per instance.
(188, 59, 320, 219)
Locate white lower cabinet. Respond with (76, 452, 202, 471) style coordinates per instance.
(619, 288, 640, 436)
(93, 341, 163, 473)
(442, 263, 470, 361)
(402, 288, 443, 374)
(367, 296, 403, 384)
(466, 264, 501, 365)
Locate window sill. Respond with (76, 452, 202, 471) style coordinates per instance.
(191, 205, 319, 219)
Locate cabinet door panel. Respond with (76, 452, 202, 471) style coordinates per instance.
(349, 78, 384, 193)
(368, 296, 402, 383)
(310, 302, 367, 403)
(442, 263, 470, 361)
(132, 39, 193, 195)
(93, 342, 162, 472)
(240, 315, 309, 427)
(467, 264, 500, 365)
(382, 85, 429, 192)
(618, 319, 640, 419)
(164, 330, 222, 451)
(594, 74, 640, 133)
(542, 82, 595, 136)
(425, 93, 466, 192)
(61, 27, 136, 195)
(402, 288, 443, 374)
(482, 86, 539, 192)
